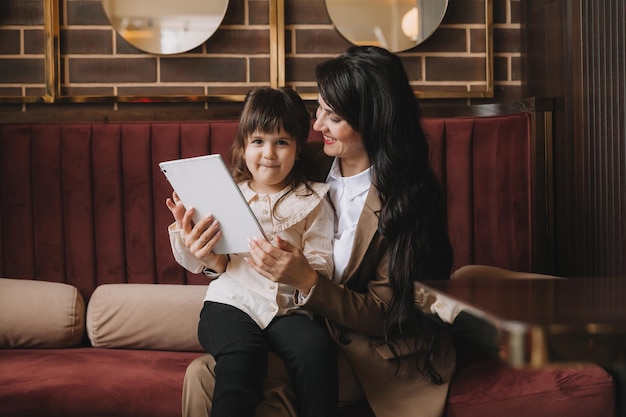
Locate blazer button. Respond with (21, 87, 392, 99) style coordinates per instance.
(338, 334, 351, 345)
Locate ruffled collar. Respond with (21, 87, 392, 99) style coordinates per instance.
(239, 181, 330, 232)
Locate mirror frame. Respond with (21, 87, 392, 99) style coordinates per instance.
(100, 0, 229, 56)
(261, 0, 493, 100)
(290, 0, 493, 100)
(4, 0, 491, 104)
(34, 0, 280, 104)
(324, 0, 450, 53)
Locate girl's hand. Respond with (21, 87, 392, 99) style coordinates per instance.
(181, 207, 228, 273)
(245, 236, 318, 294)
(165, 191, 186, 230)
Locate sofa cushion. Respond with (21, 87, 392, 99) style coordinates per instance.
(0, 278, 85, 348)
(0, 348, 202, 417)
(445, 358, 616, 417)
(86, 283, 207, 351)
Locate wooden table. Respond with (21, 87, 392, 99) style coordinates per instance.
(420, 277, 626, 368)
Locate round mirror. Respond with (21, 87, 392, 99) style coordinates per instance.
(101, 0, 229, 55)
(325, 0, 448, 52)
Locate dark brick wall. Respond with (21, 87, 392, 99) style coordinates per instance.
(0, 0, 47, 99)
(0, 0, 523, 111)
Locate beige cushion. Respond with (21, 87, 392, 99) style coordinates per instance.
(0, 278, 86, 348)
(86, 283, 207, 351)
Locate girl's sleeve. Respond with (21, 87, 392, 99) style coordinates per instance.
(168, 223, 205, 274)
(301, 197, 335, 281)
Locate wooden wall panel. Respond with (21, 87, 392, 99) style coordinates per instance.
(581, 1, 626, 276)
(524, 0, 626, 277)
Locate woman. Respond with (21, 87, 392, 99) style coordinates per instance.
(181, 45, 456, 417)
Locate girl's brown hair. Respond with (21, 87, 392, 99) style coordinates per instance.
(230, 87, 315, 212)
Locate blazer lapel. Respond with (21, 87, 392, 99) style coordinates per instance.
(341, 185, 381, 282)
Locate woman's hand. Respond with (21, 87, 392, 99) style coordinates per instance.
(245, 236, 319, 295)
(167, 195, 228, 273)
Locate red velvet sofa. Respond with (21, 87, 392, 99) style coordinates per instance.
(0, 101, 617, 417)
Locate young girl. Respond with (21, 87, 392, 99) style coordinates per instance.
(166, 87, 338, 417)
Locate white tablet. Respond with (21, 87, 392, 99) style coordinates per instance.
(159, 154, 266, 254)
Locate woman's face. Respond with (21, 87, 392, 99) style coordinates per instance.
(313, 95, 369, 176)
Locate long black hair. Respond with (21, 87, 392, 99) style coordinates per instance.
(315, 45, 453, 382)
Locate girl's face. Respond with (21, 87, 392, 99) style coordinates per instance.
(244, 128, 297, 194)
(313, 95, 369, 176)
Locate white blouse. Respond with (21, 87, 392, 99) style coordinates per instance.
(326, 157, 372, 283)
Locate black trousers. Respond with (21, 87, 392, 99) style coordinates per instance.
(198, 301, 338, 417)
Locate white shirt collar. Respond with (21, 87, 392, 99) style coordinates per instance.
(326, 157, 372, 200)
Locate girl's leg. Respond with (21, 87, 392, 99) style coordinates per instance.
(181, 352, 300, 417)
(266, 314, 339, 417)
(180, 344, 365, 417)
(198, 301, 268, 417)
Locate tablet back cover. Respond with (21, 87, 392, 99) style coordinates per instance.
(160, 154, 265, 254)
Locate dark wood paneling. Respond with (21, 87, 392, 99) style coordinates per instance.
(524, 0, 626, 277)
(581, 1, 626, 276)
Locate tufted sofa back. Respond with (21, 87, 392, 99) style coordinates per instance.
(0, 110, 552, 301)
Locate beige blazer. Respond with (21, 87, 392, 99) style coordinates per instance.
(304, 143, 456, 417)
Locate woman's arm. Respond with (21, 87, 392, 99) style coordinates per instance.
(305, 238, 391, 338)
(246, 232, 390, 338)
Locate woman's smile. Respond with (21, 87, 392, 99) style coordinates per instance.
(313, 96, 369, 176)
(323, 135, 336, 145)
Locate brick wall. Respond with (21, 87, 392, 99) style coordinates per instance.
(0, 0, 523, 112)
(284, 0, 498, 98)
(0, 0, 47, 100)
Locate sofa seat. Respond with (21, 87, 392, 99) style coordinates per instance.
(0, 348, 202, 417)
(0, 279, 617, 417)
(446, 359, 616, 417)
(0, 349, 614, 417)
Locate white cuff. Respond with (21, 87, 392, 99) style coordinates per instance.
(430, 293, 465, 324)
(202, 267, 222, 278)
(295, 284, 316, 305)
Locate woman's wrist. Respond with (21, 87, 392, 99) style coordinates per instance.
(299, 270, 320, 296)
